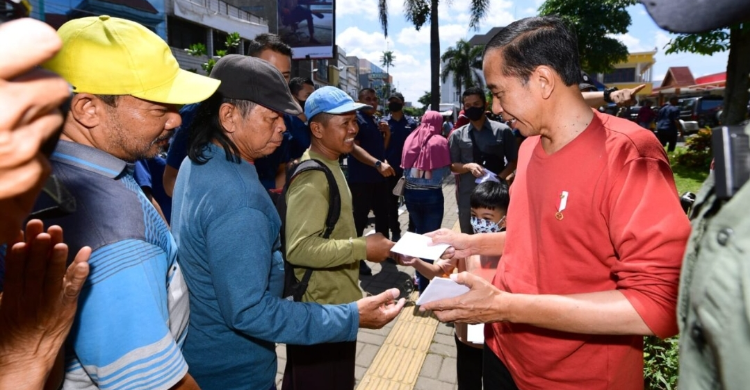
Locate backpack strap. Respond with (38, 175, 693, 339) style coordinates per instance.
(283, 159, 341, 239)
(280, 159, 342, 292)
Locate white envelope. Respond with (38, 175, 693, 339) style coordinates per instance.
(467, 324, 485, 344)
(391, 232, 450, 261)
(415, 277, 470, 306)
(475, 168, 500, 184)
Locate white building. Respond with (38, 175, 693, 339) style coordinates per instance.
(166, 0, 269, 73)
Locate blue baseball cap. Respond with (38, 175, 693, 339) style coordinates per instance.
(305, 86, 370, 122)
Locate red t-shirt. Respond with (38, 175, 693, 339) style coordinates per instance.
(487, 110, 690, 389)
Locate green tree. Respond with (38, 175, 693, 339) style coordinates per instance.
(665, 25, 750, 126)
(418, 90, 432, 110)
(378, 0, 489, 111)
(539, 0, 637, 74)
(441, 39, 485, 100)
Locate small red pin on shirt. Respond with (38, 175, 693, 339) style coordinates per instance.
(556, 191, 569, 221)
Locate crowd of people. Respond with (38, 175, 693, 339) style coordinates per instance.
(1, 6, 749, 390)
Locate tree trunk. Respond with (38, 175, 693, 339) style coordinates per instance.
(722, 25, 750, 126)
(429, 0, 441, 111)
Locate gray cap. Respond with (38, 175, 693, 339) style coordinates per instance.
(210, 55, 302, 115)
(640, 0, 750, 33)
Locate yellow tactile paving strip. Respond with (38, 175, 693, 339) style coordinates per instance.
(357, 220, 461, 390)
(356, 297, 439, 390)
(357, 221, 461, 390)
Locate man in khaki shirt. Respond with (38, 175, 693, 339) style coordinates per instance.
(283, 86, 394, 389)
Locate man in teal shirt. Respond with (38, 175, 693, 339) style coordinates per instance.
(172, 57, 404, 390)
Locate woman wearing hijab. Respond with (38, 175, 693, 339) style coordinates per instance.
(400, 111, 452, 292)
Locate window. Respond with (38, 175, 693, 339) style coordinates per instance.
(603, 68, 636, 84)
(213, 30, 228, 53)
(167, 17, 207, 50)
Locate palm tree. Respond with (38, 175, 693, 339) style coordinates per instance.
(378, 0, 489, 110)
(380, 50, 396, 100)
(441, 39, 484, 100)
(380, 50, 395, 76)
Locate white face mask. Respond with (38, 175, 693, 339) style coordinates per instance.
(471, 216, 505, 234)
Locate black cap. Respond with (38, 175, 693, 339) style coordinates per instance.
(210, 55, 302, 115)
(579, 71, 598, 92)
(388, 92, 405, 102)
(641, 0, 750, 33)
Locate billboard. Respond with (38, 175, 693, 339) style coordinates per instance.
(277, 0, 335, 60)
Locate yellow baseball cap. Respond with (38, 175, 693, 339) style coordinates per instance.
(43, 15, 220, 105)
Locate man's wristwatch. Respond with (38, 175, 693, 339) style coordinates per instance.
(375, 160, 382, 169)
(603, 87, 619, 104)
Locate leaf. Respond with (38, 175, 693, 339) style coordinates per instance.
(539, 0, 635, 73)
(665, 29, 730, 55)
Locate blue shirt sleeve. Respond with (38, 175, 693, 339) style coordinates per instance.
(166, 127, 189, 169)
(69, 239, 187, 390)
(205, 207, 359, 344)
(133, 159, 153, 190)
(166, 104, 199, 169)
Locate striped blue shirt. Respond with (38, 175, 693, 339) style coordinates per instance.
(34, 141, 189, 390)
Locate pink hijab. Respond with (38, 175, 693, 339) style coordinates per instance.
(401, 111, 451, 171)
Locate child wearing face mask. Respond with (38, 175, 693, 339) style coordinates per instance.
(400, 180, 509, 390)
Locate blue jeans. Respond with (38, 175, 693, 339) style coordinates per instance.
(404, 188, 444, 293)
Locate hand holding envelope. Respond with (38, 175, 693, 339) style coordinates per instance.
(390, 232, 450, 261)
(419, 272, 507, 324)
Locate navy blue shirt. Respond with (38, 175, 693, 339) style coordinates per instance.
(347, 112, 385, 183)
(285, 114, 311, 161)
(165, 103, 199, 169)
(656, 104, 681, 132)
(134, 156, 172, 222)
(384, 114, 417, 177)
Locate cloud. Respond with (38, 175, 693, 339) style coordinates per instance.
(476, 0, 516, 30)
(608, 33, 649, 52)
(396, 24, 470, 48)
(654, 31, 671, 52)
(337, 27, 394, 52)
(336, 0, 378, 20)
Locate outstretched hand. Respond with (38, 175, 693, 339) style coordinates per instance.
(425, 228, 473, 259)
(0, 220, 90, 387)
(611, 84, 645, 106)
(419, 272, 505, 324)
(357, 288, 405, 329)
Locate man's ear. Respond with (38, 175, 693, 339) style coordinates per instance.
(533, 66, 557, 100)
(69, 94, 103, 128)
(218, 103, 236, 133)
(309, 121, 324, 139)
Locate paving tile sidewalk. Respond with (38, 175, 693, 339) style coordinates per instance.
(276, 175, 461, 390)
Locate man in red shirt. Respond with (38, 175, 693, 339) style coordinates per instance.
(422, 16, 690, 389)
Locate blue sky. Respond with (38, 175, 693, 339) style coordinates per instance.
(335, 0, 730, 104)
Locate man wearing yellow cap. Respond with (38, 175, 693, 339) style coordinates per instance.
(37, 16, 219, 389)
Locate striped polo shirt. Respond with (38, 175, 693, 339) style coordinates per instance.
(35, 141, 189, 390)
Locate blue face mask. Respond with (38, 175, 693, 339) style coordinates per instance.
(471, 216, 505, 234)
